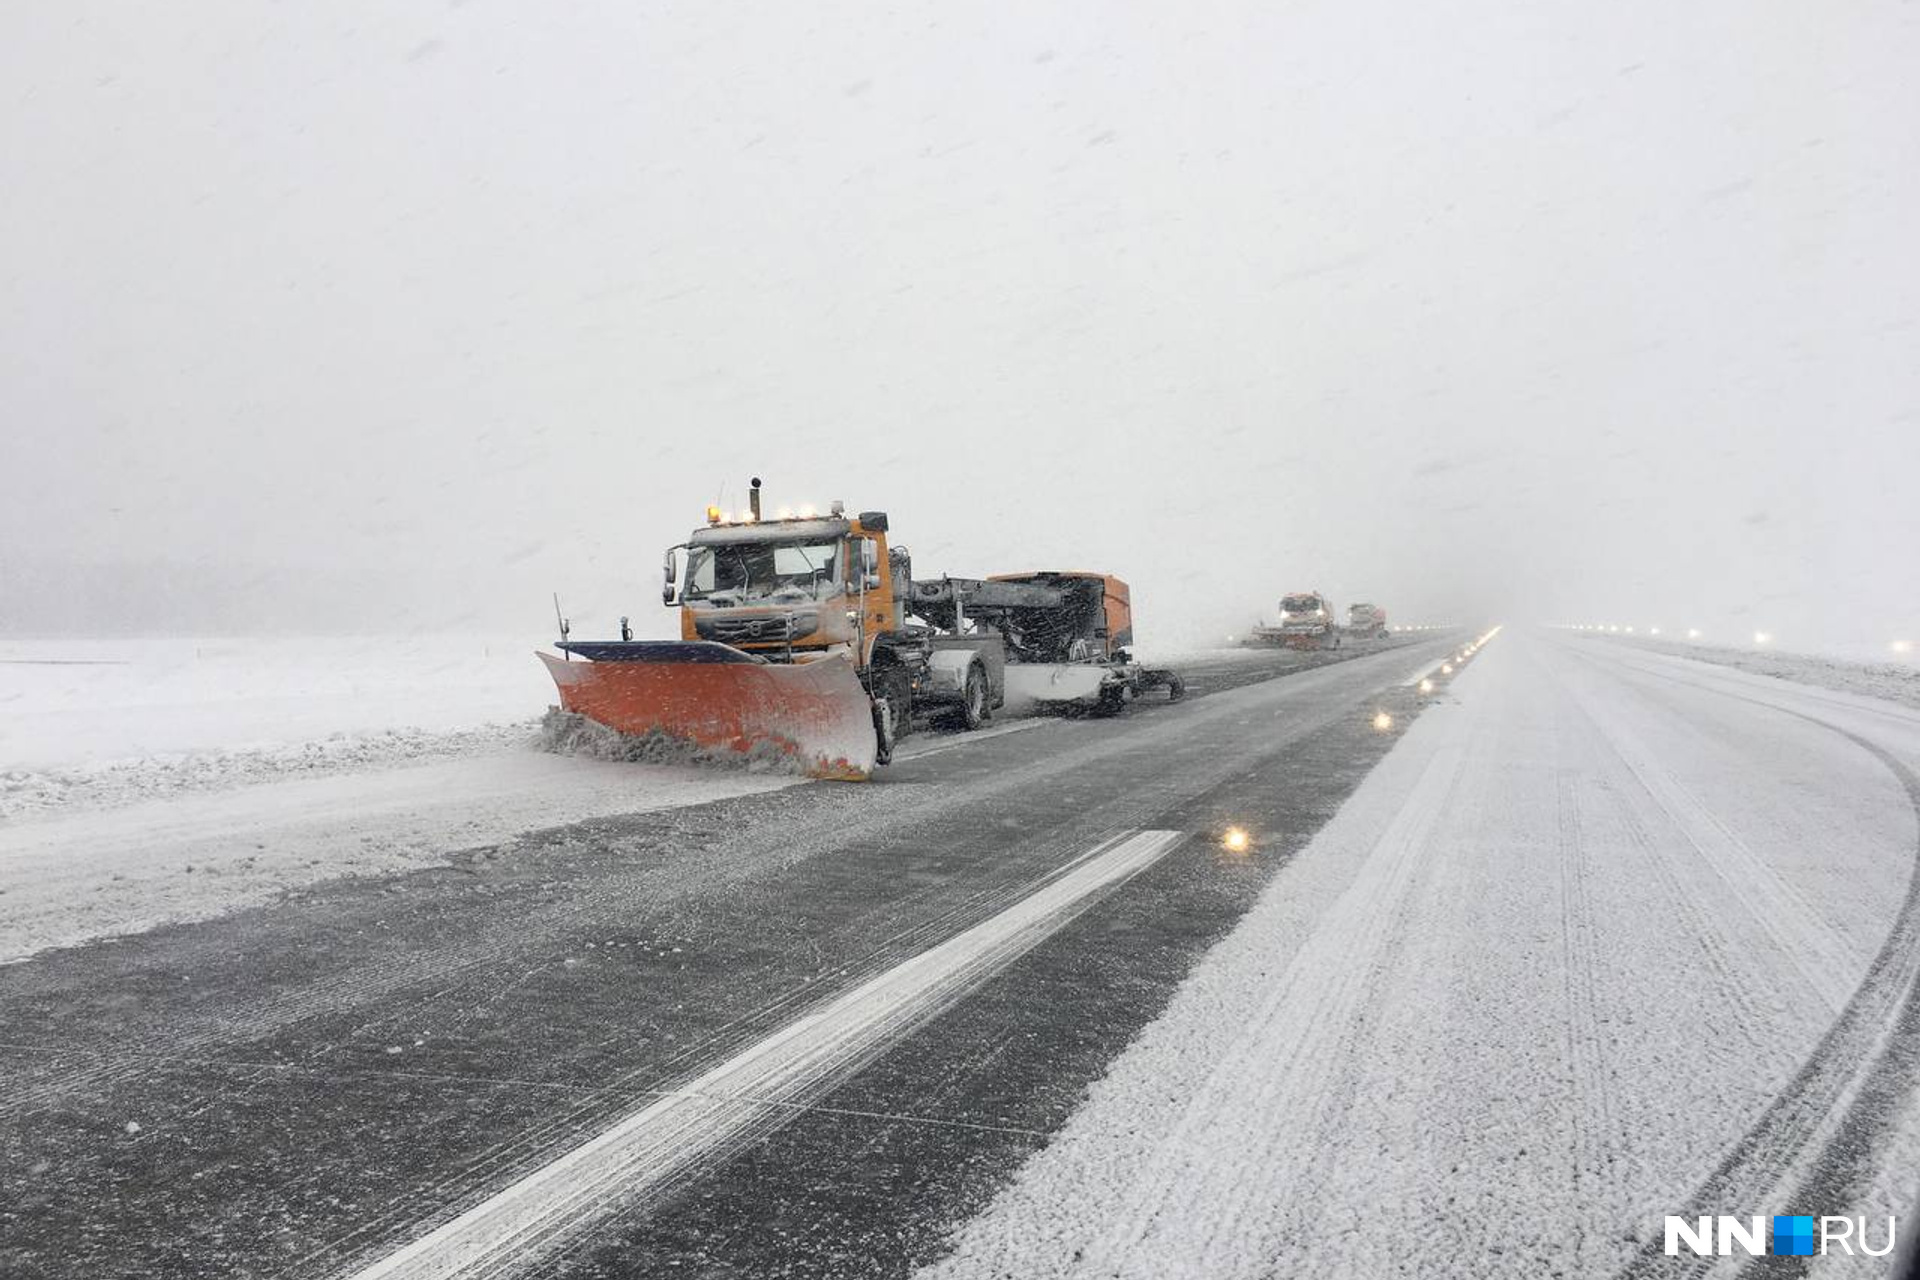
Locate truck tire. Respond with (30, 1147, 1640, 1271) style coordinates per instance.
(872, 697, 896, 766)
(938, 663, 989, 731)
(959, 663, 988, 730)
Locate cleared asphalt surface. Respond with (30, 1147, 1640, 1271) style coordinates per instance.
(0, 634, 1453, 1279)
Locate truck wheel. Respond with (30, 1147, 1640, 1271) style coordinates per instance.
(938, 663, 989, 731)
(872, 697, 896, 766)
(958, 663, 988, 730)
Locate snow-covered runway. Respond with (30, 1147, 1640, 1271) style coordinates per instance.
(928, 632, 1920, 1279)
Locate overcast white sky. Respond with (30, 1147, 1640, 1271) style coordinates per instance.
(3, 1, 1916, 649)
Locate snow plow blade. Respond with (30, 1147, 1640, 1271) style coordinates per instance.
(538, 642, 877, 780)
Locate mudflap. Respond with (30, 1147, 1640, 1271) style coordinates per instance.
(538, 643, 878, 780)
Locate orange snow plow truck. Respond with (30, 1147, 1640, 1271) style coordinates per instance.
(539, 479, 1181, 781)
(1346, 602, 1389, 639)
(1249, 590, 1343, 650)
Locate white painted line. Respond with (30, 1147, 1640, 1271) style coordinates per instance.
(348, 827, 1187, 1280)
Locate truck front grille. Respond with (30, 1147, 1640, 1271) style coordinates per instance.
(695, 612, 820, 644)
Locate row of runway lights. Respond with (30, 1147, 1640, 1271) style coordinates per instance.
(1221, 625, 1504, 856)
(1392, 624, 1500, 724)
(1224, 622, 1458, 643)
(1556, 623, 1914, 656)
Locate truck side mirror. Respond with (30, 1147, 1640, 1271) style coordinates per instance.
(662, 547, 679, 604)
(860, 540, 881, 590)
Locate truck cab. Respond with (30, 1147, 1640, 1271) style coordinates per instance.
(1275, 591, 1342, 650)
(670, 507, 901, 666)
(665, 499, 1000, 745)
(1346, 602, 1387, 638)
(1279, 591, 1334, 633)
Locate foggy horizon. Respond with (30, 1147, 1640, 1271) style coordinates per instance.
(5, 2, 1916, 654)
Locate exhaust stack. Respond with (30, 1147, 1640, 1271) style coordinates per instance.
(749, 476, 763, 521)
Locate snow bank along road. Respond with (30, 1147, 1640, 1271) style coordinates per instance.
(7, 630, 1916, 1277)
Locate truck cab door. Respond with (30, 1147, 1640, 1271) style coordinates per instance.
(855, 536, 896, 639)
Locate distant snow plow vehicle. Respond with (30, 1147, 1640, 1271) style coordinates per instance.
(539, 479, 1182, 780)
(1250, 590, 1343, 650)
(1346, 602, 1389, 639)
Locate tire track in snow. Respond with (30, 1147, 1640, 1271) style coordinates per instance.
(1566, 673, 1862, 1013)
(1555, 764, 1619, 1274)
(1752, 747, 1920, 1280)
(1583, 641, 1920, 731)
(1551, 674, 1781, 1087)
(1070, 730, 1471, 1274)
(1602, 696, 1920, 1279)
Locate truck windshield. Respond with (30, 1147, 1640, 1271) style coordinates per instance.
(1282, 596, 1323, 613)
(684, 539, 843, 602)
